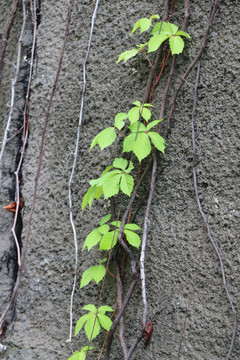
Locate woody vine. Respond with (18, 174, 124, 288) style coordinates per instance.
(68, 15, 190, 360)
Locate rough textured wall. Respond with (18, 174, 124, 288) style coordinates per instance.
(0, 0, 239, 359)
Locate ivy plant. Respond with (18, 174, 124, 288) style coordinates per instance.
(123, 119, 165, 162)
(68, 347, 94, 360)
(117, 15, 190, 63)
(75, 305, 113, 341)
(69, 12, 191, 360)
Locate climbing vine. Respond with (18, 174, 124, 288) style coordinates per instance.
(68, 13, 190, 360)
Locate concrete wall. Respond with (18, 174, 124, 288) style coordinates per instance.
(0, 0, 239, 359)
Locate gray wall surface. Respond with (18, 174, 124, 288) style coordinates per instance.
(0, 0, 239, 359)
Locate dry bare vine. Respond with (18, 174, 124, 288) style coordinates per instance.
(0, 0, 72, 332)
(68, 0, 100, 346)
(0, 0, 20, 87)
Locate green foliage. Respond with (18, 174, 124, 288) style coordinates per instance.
(99, 220, 142, 250)
(80, 264, 106, 288)
(149, 21, 190, 54)
(117, 17, 190, 63)
(82, 158, 134, 211)
(123, 119, 165, 161)
(67, 347, 94, 360)
(73, 13, 190, 358)
(127, 101, 152, 124)
(82, 214, 111, 251)
(131, 15, 160, 35)
(75, 305, 113, 341)
(90, 113, 127, 150)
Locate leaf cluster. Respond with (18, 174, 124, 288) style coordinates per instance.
(75, 304, 113, 341)
(117, 16, 190, 63)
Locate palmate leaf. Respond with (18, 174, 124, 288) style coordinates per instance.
(149, 21, 190, 54)
(123, 120, 165, 161)
(148, 132, 165, 152)
(82, 214, 111, 251)
(131, 14, 160, 35)
(99, 230, 119, 250)
(75, 304, 113, 341)
(97, 314, 113, 331)
(133, 132, 151, 162)
(148, 33, 168, 53)
(123, 229, 141, 248)
(85, 316, 101, 340)
(90, 127, 116, 151)
(114, 112, 127, 130)
(120, 173, 134, 196)
(100, 213, 112, 225)
(80, 265, 106, 288)
(67, 347, 94, 360)
(169, 35, 184, 55)
(128, 102, 152, 124)
(116, 48, 139, 63)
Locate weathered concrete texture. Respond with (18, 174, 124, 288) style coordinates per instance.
(0, 0, 239, 359)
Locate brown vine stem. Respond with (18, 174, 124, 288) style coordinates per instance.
(0, 1, 28, 269)
(0, 0, 72, 329)
(0, 2, 28, 186)
(178, 59, 237, 359)
(86, 200, 123, 360)
(140, 0, 189, 336)
(140, 153, 157, 327)
(68, 0, 100, 345)
(166, 0, 219, 137)
(115, 259, 127, 358)
(0, 0, 20, 87)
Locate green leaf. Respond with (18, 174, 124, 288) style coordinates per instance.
(85, 316, 101, 340)
(150, 14, 160, 20)
(111, 220, 121, 227)
(132, 101, 141, 106)
(98, 305, 114, 314)
(125, 160, 134, 173)
(143, 103, 153, 107)
(114, 112, 127, 130)
(122, 133, 135, 153)
(148, 132, 165, 153)
(128, 106, 140, 124)
(99, 257, 107, 264)
(81, 186, 92, 212)
(89, 134, 99, 151)
(120, 173, 134, 196)
(90, 127, 116, 151)
(148, 34, 169, 53)
(113, 157, 128, 170)
(99, 230, 118, 250)
(124, 223, 141, 231)
(82, 228, 102, 251)
(176, 30, 190, 38)
(163, 22, 178, 35)
(98, 224, 110, 235)
(83, 304, 97, 312)
(100, 214, 112, 226)
(124, 229, 141, 248)
(80, 265, 106, 288)
(133, 132, 151, 161)
(103, 173, 122, 198)
(169, 35, 185, 55)
(129, 121, 147, 132)
(97, 314, 113, 331)
(146, 119, 163, 131)
(116, 48, 139, 63)
(142, 107, 152, 122)
(131, 18, 150, 35)
(75, 313, 92, 336)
